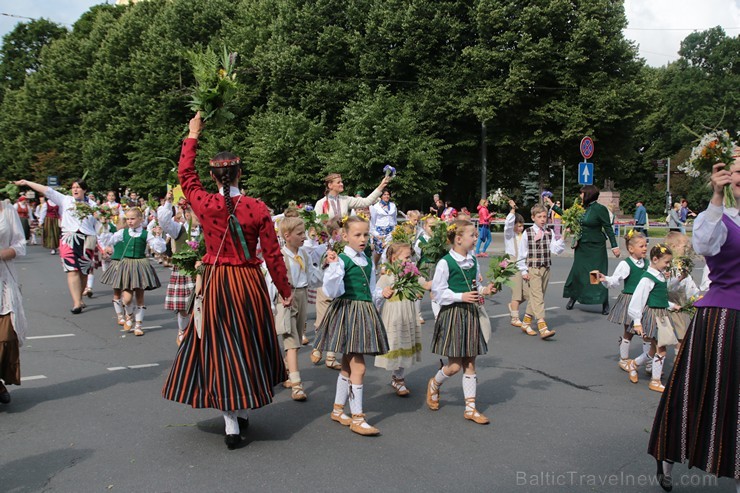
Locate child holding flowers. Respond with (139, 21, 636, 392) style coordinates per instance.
(517, 205, 565, 339)
(315, 216, 389, 436)
(504, 199, 526, 328)
(664, 232, 700, 353)
(626, 244, 677, 392)
(374, 243, 431, 396)
(597, 230, 648, 373)
(426, 219, 496, 425)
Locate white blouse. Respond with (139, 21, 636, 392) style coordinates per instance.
(321, 246, 378, 301)
(370, 202, 398, 233)
(691, 203, 739, 257)
(0, 200, 28, 345)
(45, 188, 98, 236)
(504, 212, 525, 269)
(601, 257, 645, 290)
(628, 267, 679, 326)
(282, 246, 322, 289)
(517, 225, 566, 274)
(104, 226, 166, 254)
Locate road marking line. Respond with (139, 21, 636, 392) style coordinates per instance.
(27, 333, 76, 340)
(107, 367, 127, 371)
(21, 375, 47, 381)
(128, 363, 160, 369)
(548, 281, 565, 284)
(490, 306, 559, 319)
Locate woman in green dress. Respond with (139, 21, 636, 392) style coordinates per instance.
(546, 186, 620, 315)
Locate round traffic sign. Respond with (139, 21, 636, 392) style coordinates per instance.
(580, 136, 594, 159)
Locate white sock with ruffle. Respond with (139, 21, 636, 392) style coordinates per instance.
(223, 411, 239, 435)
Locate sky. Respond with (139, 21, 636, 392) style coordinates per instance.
(1, 0, 739, 67)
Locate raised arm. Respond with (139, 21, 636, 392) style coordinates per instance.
(345, 175, 390, 209)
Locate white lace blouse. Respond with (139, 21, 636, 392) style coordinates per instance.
(0, 200, 28, 345)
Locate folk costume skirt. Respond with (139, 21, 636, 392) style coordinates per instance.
(0, 314, 20, 386)
(563, 240, 609, 305)
(99, 259, 120, 285)
(164, 266, 195, 312)
(648, 307, 740, 479)
(374, 299, 422, 370)
(314, 299, 389, 355)
(59, 232, 95, 275)
(607, 293, 633, 326)
(112, 258, 160, 291)
(431, 302, 487, 357)
(43, 217, 60, 249)
(162, 264, 286, 411)
(629, 306, 668, 340)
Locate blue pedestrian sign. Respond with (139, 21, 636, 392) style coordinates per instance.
(578, 162, 594, 185)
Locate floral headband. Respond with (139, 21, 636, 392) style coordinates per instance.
(626, 229, 635, 239)
(658, 244, 668, 254)
(447, 223, 457, 233)
(209, 157, 242, 168)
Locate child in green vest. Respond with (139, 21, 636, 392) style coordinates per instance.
(627, 244, 677, 393)
(105, 207, 166, 336)
(426, 219, 496, 425)
(414, 215, 439, 319)
(100, 214, 128, 326)
(597, 230, 648, 374)
(315, 216, 389, 436)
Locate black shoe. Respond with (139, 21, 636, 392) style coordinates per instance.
(237, 417, 250, 434)
(225, 434, 242, 450)
(70, 306, 83, 314)
(566, 298, 576, 310)
(0, 386, 10, 404)
(602, 302, 610, 315)
(656, 459, 672, 491)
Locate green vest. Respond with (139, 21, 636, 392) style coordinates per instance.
(109, 224, 125, 261)
(622, 257, 648, 295)
(442, 253, 477, 294)
(643, 271, 669, 309)
(122, 229, 148, 259)
(338, 253, 373, 302)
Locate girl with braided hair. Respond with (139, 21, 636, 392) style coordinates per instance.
(163, 112, 292, 450)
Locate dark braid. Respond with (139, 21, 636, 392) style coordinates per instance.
(210, 152, 240, 216)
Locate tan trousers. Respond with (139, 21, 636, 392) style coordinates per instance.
(278, 287, 307, 350)
(313, 288, 336, 359)
(523, 266, 551, 321)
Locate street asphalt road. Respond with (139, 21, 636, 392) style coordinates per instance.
(1, 242, 734, 493)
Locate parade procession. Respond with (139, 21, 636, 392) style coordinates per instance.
(0, 1, 738, 492)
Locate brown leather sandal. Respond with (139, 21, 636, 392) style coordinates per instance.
(330, 404, 351, 425)
(426, 377, 440, 410)
(463, 398, 490, 425)
(350, 413, 379, 436)
(391, 376, 410, 396)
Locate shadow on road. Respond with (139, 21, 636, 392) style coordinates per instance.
(0, 448, 94, 493)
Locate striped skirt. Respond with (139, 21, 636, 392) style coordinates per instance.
(314, 299, 389, 355)
(628, 306, 667, 340)
(59, 232, 96, 275)
(607, 293, 633, 327)
(164, 266, 195, 312)
(431, 302, 487, 357)
(99, 259, 120, 285)
(648, 307, 739, 479)
(43, 218, 60, 249)
(111, 258, 161, 291)
(162, 265, 286, 411)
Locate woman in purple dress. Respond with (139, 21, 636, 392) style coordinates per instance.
(648, 159, 740, 491)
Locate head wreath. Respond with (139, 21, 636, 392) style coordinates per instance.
(626, 229, 635, 239)
(209, 157, 242, 168)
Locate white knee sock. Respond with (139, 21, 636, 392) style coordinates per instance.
(635, 351, 650, 367)
(334, 375, 350, 407)
(123, 302, 133, 319)
(619, 336, 631, 360)
(223, 411, 239, 435)
(431, 369, 449, 402)
(113, 299, 123, 317)
(348, 384, 363, 415)
(87, 275, 94, 289)
(177, 313, 189, 332)
(392, 367, 405, 379)
(662, 461, 673, 477)
(652, 354, 664, 381)
(289, 371, 301, 384)
(134, 305, 145, 323)
(462, 374, 477, 411)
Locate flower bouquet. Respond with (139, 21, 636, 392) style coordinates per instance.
(390, 222, 416, 245)
(0, 182, 19, 200)
(561, 198, 585, 248)
(677, 295, 703, 317)
(71, 201, 97, 220)
(678, 130, 737, 208)
(186, 45, 239, 124)
(383, 165, 397, 179)
(96, 204, 116, 223)
(671, 254, 695, 279)
(487, 188, 509, 208)
(486, 254, 520, 291)
(171, 235, 206, 277)
(383, 260, 426, 301)
(298, 207, 329, 239)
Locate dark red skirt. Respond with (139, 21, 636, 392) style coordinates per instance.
(162, 264, 285, 411)
(648, 307, 739, 479)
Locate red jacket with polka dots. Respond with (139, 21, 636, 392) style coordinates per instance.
(178, 138, 291, 299)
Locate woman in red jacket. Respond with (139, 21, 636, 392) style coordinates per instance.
(475, 198, 492, 257)
(163, 112, 292, 450)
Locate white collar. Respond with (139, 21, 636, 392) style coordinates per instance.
(530, 223, 545, 232)
(449, 249, 473, 262)
(282, 246, 301, 259)
(343, 245, 364, 258)
(218, 186, 241, 198)
(129, 226, 143, 234)
(628, 256, 644, 266)
(647, 266, 666, 280)
(726, 207, 739, 219)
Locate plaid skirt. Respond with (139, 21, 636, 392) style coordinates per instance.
(59, 232, 96, 275)
(629, 306, 668, 340)
(649, 307, 740, 479)
(99, 259, 120, 285)
(164, 266, 195, 312)
(607, 293, 633, 327)
(431, 302, 487, 357)
(111, 257, 161, 291)
(314, 299, 389, 355)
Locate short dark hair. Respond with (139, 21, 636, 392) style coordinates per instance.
(580, 185, 600, 207)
